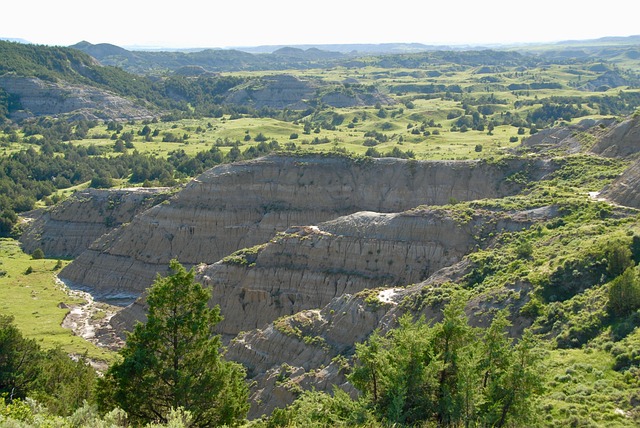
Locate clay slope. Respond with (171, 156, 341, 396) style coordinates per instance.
(20, 187, 171, 258)
(59, 154, 553, 303)
(516, 118, 615, 155)
(600, 159, 640, 208)
(514, 114, 640, 159)
(112, 206, 546, 337)
(590, 114, 640, 158)
(225, 230, 548, 419)
(0, 74, 154, 121)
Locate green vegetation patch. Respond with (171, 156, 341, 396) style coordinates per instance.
(0, 238, 113, 363)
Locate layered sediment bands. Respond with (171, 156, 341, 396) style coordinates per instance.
(229, 256, 541, 418)
(60, 154, 552, 302)
(20, 188, 170, 258)
(195, 208, 540, 336)
(0, 75, 154, 121)
(111, 205, 552, 337)
(226, 292, 394, 419)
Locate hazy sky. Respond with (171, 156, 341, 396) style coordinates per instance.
(4, 0, 639, 49)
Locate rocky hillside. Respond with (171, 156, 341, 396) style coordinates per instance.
(223, 74, 392, 110)
(59, 154, 554, 304)
(0, 40, 163, 121)
(0, 74, 155, 122)
(590, 114, 640, 158)
(226, 266, 537, 419)
(112, 205, 552, 338)
(600, 158, 640, 208)
(30, 133, 640, 421)
(514, 112, 640, 208)
(20, 187, 171, 258)
(516, 114, 640, 159)
(211, 205, 555, 418)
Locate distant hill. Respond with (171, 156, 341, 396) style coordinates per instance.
(71, 35, 640, 77)
(237, 42, 458, 54)
(553, 34, 640, 46)
(0, 40, 392, 121)
(70, 41, 348, 74)
(0, 40, 169, 120)
(70, 40, 541, 75)
(0, 37, 31, 44)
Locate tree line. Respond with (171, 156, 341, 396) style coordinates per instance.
(0, 127, 294, 236)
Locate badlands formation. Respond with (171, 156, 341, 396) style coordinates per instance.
(46, 153, 561, 416)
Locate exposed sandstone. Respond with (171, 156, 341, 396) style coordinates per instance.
(228, 260, 539, 419)
(0, 74, 155, 121)
(516, 118, 616, 155)
(60, 154, 554, 304)
(515, 115, 640, 160)
(590, 115, 640, 158)
(20, 187, 171, 258)
(194, 207, 541, 337)
(227, 293, 390, 418)
(111, 203, 553, 347)
(600, 158, 640, 208)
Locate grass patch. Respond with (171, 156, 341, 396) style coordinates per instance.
(0, 238, 115, 363)
(540, 347, 639, 427)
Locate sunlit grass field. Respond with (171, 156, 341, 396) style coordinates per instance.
(0, 238, 115, 363)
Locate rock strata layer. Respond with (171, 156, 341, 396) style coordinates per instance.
(600, 159, 640, 208)
(0, 74, 154, 121)
(20, 188, 170, 258)
(195, 207, 540, 337)
(60, 154, 552, 303)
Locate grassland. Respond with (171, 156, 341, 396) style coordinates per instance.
(0, 239, 115, 363)
(5, 58, 638, 164)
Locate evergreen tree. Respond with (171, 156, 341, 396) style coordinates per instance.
(0, 315, 42, 401)
(97, 260, 249, 427)
(607, 266, 640, 317)
(349, 297, 543, 427)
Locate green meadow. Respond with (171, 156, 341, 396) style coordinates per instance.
(0, 239, 115, 363)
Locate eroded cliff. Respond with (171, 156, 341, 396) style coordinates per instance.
(20, 187, 171, 258)
(0, 74, 155, 121)
(225, 245, 544, 419)
(111, 205, 547, 337)
(60, 154, 553, 303)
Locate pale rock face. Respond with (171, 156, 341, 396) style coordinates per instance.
(591, 115, 640, 208)
(45, 154, 558, 418)
(0, 75, 155, 121)
(601, 159, 640, 208)
(227, 249, 543, 419)
(60, 154, 551, 304)
(515, 116, 640, 157)
(196, 208, 536, 337)
(590, 115, 640, 158)
(228, 292, 389, 419)
(20, 188, 170, 258)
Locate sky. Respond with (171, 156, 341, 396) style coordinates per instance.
(3, 0, 639, 49)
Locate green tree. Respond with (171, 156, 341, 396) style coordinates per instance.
(97, 260, 249, 427)
(606, 242, 634, 278)
(31, 348, 96, 416)
(30, 248, 45, 259)
(607, 266, 640, 317)
(432, 297, 475, 426)
(0, 315, 42, 401)
(0, 315, 97, 416)
(350, 297, 543, 427)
